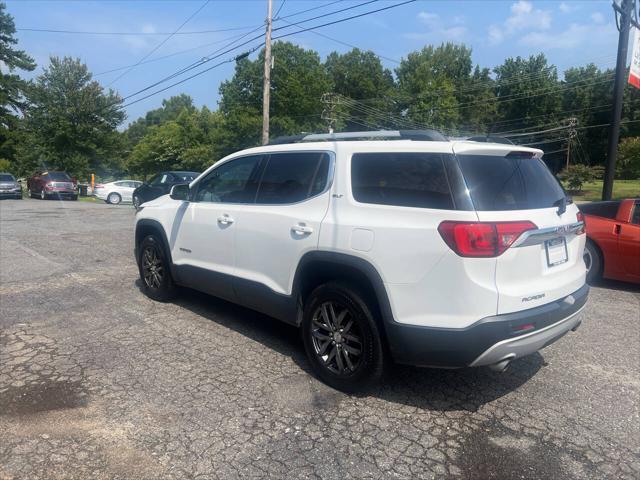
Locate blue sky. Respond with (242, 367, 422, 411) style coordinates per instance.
(6, 0, 620, 126)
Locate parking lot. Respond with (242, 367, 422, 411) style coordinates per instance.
(0, 198, 638, 479)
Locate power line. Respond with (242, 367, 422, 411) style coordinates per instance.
(17, 25, 257, 35)
(107, 0, 211, 87)
(121, 0, 416, 104)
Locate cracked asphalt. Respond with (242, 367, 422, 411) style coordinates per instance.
(1, 198, 639, 479)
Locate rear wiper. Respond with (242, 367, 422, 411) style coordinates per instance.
(553, 197, 567, 216)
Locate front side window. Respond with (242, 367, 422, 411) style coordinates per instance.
(195, 155, 262, 203)
(255, 152, 330, 205)
(632, 201, 640, 225)
(351, 152, 454, 209)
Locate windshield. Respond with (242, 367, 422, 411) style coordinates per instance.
(0, 174, 15, 182)
(457, 154, 566, 211)
(45, 172, 72, 181)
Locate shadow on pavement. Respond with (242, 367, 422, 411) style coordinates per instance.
(145, 283, 544, 412)
(589, 278, 640, 293)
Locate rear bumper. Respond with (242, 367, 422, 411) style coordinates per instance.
(385, 284, 589, 368)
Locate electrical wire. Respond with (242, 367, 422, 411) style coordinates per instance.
(107, 0, 211, 87)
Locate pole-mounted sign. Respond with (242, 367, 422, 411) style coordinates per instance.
(630, 28, 640, 88)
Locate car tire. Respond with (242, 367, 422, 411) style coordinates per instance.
(302, 282, 386, 392)
(107, 192, 121, 205)
(40, 189, 46, 200)
(71, 195, 78, 201)
(138, 235, 177, 302)
(28, 189, 33, 198)
(584, 239, 602, 284)
(133, 195, 142, 210)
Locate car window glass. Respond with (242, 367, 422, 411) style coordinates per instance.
(351, 152, 454, 209)
(632, 202, 640, 225)
(0, 174, 14, 182)
(255, 152, 330, 204)
(457, 155, 566, 211)
(195, 156, 262, 203)
(160, 174, 174, 184)
(45, 172, 71, 182)
(148, 175, 162, 186)
(114, 181, 126, 187)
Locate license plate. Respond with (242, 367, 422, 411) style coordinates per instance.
(545, 237, 568, 267)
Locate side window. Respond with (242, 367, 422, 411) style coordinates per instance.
(114, 181, 126, 187)
(351, 152, 454, 209)
(632, 202, 640, 225)
(255, 152, 330, 204)
(195, 155, 262, 203)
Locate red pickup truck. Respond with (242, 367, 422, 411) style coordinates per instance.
(27, 171, 78, 201)
(579, 198, 640, 284)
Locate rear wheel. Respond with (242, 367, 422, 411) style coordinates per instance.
(138, 235, 177, 302)
(302, 282, 385, 392)
(108, 192, 121, 205)
(584, 239, 602, 284)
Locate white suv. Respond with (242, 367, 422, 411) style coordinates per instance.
(134, 130, 588, 391)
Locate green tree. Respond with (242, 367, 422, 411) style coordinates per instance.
(125, 94, 196, 147)
(219, 41, 330, 147)
(324, 48, 395, 130)
(18, 56, 125, 178)
(0, 2, 36, 166)
(617, 137, 640, 179)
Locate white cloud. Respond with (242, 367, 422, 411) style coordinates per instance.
(591, 12, 605, 24)
(405, 11, 468, 42)
(559, 2, 579, 13)
(488, 1, 552, 46)
(519, 18, 616, 51)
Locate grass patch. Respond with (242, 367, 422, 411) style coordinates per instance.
(564, 180, 640, 202)
(78, 196, 98, 203)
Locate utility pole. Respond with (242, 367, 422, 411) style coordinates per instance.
(261, 0, 273, 145)
(603, 0, 636, 200)
(566, 117, 578, 170)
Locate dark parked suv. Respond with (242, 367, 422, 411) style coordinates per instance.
(27, 171, 78, 200)
(132, 171, 199, 209)
(0, 173, 22, 199)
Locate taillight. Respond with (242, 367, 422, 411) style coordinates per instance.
(438, 221, 537, 257)
(576, 211, 585, 234)
(95, 184, 104, 189)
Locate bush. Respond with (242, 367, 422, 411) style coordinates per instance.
(0, 158, 12, 172)
(557, 164, 597, 192)
(617, 137, 640, 180)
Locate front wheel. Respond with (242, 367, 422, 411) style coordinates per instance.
(40, 189, 46, 200)
(302, 282, 385, 392)
(138, 235, 177, 302)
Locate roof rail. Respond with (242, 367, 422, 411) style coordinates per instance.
(267, 129, 447, 145)
(466, 135, 514, 145)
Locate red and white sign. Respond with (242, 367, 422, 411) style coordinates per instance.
(630, 28, 640, 89)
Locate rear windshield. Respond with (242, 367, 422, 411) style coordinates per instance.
(457, 154, 565, 211)
(0, 174, 15, 182)
(45, 172, 72, 181)
(351, 152, 454, 209)
(578, 201, 620, 219)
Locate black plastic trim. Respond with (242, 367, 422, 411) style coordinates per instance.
(385, 284, 589, 367)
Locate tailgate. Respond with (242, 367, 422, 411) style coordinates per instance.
(454, 143, 587, 315)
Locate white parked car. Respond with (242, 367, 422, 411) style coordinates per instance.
(94, 180, 142, 205)
(133, 130, 588, 391)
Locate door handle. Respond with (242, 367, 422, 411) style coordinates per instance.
(291, 224, 313, 235)
(614, 224, 621, 235)
(217, 214, 234, 225)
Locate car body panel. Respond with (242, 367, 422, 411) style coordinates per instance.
(95, 180, 142, 203)
(581, 199, 640, 283)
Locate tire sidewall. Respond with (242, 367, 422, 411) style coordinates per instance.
(585, 240, 602, 284)
(302, 282, 384, 392)
(138, 235, 177, 302)
(108, 193, 121, 205)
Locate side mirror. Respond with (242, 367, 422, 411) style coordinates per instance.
(170, 183, 190, 201)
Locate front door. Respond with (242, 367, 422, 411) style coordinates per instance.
(170, 155, 264, 301)
(619, 201, 640, 279)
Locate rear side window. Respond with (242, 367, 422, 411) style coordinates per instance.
(457, 154, 565, 211)
(255, 152, 330, 204)
(351, 152, 454, 209)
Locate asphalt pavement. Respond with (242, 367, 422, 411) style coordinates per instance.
(1, 198, 639, 479)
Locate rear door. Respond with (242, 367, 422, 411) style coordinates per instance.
(233, 151, 332, 302)
(454, 143, 586, 315)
